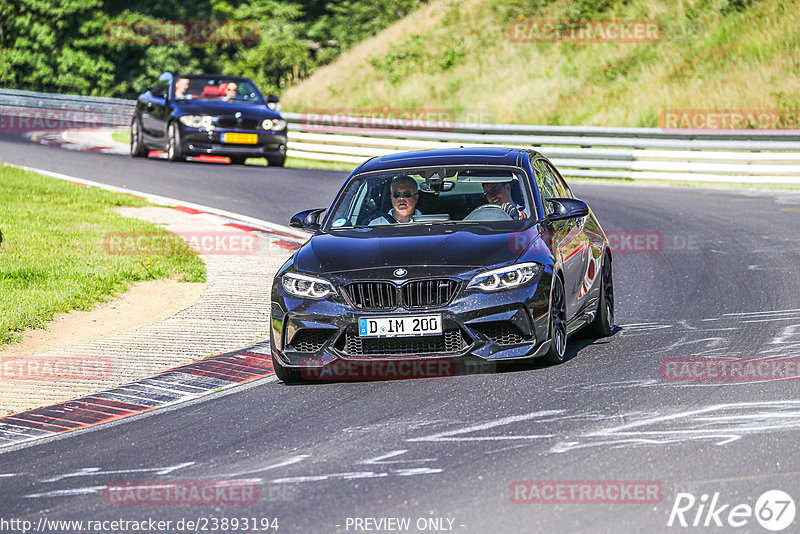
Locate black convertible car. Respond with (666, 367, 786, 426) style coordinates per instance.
(270, 147, 613, 381)
(130, 72, 287, 166)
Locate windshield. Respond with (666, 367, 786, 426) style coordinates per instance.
(325, 166, 533, 230)
(173, 77, 264, 104)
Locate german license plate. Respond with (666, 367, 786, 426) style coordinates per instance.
(222, 132, 258, 144)
(359, 315, 442, 338)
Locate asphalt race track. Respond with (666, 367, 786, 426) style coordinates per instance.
(2, 133, 800, 532)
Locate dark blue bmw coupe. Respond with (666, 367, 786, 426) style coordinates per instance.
(270, 147, 613, 381)
(130, 72, 287, 166)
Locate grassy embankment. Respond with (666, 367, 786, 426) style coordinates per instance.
(0, 164, 205, 345)
(281, 0, 800, 127)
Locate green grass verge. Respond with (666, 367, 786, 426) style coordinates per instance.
(111, 131, 130, 145)
(0, 164, 205, 346)
(285, 158, 356, 171)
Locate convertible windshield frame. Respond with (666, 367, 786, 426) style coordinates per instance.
(322, 164, 537, 231)
(173, 76, 265, 105)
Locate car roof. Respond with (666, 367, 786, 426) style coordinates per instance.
(355, 147, 542, 174)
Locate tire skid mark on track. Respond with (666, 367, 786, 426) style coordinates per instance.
(0, 347, 275, 449)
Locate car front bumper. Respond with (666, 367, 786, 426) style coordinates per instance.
(178, 125, 287, 159)
(270, 268, 555, 379)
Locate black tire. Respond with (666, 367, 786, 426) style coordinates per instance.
(272, 354, 302, 383)
(543, 275, 568, 365)
(229, 156, 247, 165)
(166, 122, 184, 162)
(130, 118, 146, 157)
(266, 156, 286, 167)
(585, 254, 614, 338)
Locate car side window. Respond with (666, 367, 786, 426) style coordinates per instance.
(544, 161, 572, 198)
(533, 159, 559, 210)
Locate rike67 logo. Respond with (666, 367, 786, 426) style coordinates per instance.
(668, 490, 796, 531)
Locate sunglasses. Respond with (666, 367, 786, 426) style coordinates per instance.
(392, 190, 415, 198)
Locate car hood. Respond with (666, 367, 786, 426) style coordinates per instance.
(293, 225, 543, 275)
(172, 100, 278, 119)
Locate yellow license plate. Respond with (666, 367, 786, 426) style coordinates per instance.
(222, 133, 258, 144)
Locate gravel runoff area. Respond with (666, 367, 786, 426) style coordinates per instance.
(0, 206, 300, 414)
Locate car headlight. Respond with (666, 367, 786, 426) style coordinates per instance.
(282, 272, 335, 299)
(179, 115, 214, 129)
(467, 262, 542, 292)
(262, 118, 287, 131)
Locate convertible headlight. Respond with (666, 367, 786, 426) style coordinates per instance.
(179, 115, 214, 129)
(282, 272, 335, 299)
(468, 262, 542, 292)
(262, 118, 287, 131)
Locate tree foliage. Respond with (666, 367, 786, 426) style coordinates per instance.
(0, 0, 426, 97)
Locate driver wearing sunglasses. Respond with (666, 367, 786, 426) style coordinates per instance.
(370, 175, 421, 225)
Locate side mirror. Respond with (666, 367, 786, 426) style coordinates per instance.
(151, 89, 165, 99)
(545, 198, 589, 222)
(290, 208, 326, 232)
(267, 94, 280, 111)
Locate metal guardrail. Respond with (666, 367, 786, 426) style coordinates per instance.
(282, 113, 800, 183)
(2, 89, 799, 183)
(0, 89, 135, 127)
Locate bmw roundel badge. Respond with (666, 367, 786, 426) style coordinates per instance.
(393, 268, 408, 278)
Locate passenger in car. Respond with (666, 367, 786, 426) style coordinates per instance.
(370, 175, 421, 225)
(482, 181, 527, 220)
(222, 82, 238, 101)
(174, 77, 190, 99)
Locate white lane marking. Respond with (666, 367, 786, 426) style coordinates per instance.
(723, 308, 800, 317)
(222, 454, 310, 478)
(741, 318, 800, 323)
(550, 400, 800, 453)
(269, 467, 443, 484)
(270, 472, 389, 484)
(359, 450, 436, 465)
(407, 411, 563, 443)
(3, 163, 308, 240)
(650, 336, 733, 355)
(770, 325, 800, 344)
(39, 462, 194, 483)
(484, 443, 535, 455)
(24, 486, 106, 498)
(392, 467, 443, 476)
